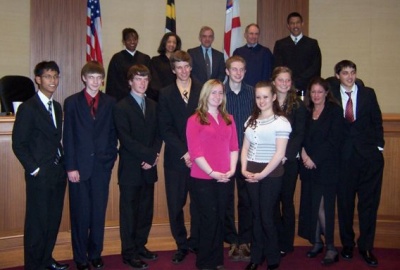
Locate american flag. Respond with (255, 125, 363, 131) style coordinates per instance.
(224, 0, 242, 59)
(86, 0, 103, 64)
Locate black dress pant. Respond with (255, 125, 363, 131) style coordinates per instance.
(165, 168, 199, 251)
(224, 162, 252, 245)
(191, 177, 229, 269)
(247, 176, 282, 266)
(274, 159, 298, 252)
(119, 183, 154, 260)
(24, 163, 66, 270)
(69, 162, 112, 264)
(337, 150, 384, 251)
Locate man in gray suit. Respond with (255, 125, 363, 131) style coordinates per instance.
(187, 26, 226, 85)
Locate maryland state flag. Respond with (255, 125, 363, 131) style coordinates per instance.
(165, 0, 176, 33)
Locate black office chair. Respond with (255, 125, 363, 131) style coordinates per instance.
(0, 75, 36, 114)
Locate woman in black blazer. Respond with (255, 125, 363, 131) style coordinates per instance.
(148, 32, 182, 101)
(298, 77, 343, 265)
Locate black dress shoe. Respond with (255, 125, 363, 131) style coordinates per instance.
(123, 258, 148, 269)
(91, 258, 103, 269)
(306, 246, 323, 258)
(46, 261, 69, 270)
(321, 250, 339, 265)
(171, 249, 188, 264)
(138, 247, 158, 261)
(267, 264, 279, 270)
(340, 246, 353, 260)
(76, 263, 90, 270)
(359, 250, 378, 266)
(245, 262, 259, 270)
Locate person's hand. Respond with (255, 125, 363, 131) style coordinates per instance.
(242, 170, 258, 183)
(141, 162, 152, 170)
(68, 170, 80, 182)
(183, 152, 192, 168)
(210, 171, 230, 183)
(303, 158, 316, 169)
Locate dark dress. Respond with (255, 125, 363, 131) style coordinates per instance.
(148, 54, 176, 102)
(298, 102, 343, 245)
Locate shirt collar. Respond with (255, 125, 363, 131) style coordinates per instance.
(291, 33, 303, 42)
(37, 90, 52, 106)
(125, 49, 136, 57)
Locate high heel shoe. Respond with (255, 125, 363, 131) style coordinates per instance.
(321, 250, 339, 265)
(306, 243, 324, 258)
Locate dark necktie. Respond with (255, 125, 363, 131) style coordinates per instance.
(205, 48, 211, 79)
(294, 37, 298, 45)
(48, 100, 62, 163)
(140, 97, 145, 115)
(345, 92, 354, 122)
(90, 97, 96, 119)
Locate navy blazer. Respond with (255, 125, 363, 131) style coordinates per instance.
(13, 93, 64, 174)
(63, 90, 118, 181)
(114, 94, 162, 186)
(331, 83, 384, 160)
(187, 46, 226, 84)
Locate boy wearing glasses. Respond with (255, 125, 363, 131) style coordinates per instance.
(63, 61, 118, 270)
(12, 61, 69, 270)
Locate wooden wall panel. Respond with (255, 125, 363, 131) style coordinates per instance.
(30, 0, 86, 106)
(257, 0, 309, 51)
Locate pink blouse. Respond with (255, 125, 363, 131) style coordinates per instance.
(186, 113, 239, 180)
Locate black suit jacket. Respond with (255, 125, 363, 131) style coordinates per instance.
(63, 90, 118, 181)
(106, 50, 151, 101)
(114, 94, 162, 186)
(300, 102, 344, 185)
(158, 79, 202, 171)
(187, 46, 225, 84)
(12, 93, 64, 174)
(273, 36, 321, 91)
(332, 83, 384, 160)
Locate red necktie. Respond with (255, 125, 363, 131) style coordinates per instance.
(345, 92, 354, 122)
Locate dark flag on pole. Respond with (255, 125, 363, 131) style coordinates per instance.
(165, 0, 176, 33)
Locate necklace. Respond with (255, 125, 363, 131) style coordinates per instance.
(313, 106, 324, 120)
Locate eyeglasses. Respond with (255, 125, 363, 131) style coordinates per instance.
(41, 75, 60, 80)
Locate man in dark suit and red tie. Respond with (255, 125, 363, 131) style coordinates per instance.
(331, 60, 384, 267)
(187, 26, 226, 85)
(114, 64, 162, 270)
(12, 61, 69, 270)
(63, 61, 118, 270)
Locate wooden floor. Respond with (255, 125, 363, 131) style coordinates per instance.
(1, 220, 399, 269)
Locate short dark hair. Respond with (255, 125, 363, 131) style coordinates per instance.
(334, 60, 357, 75)
(157, 32, 182, 54)
(122, 28, 138, 42)
(34, 61, 60, 77)
(287, 12, 303, 24)
(127, 64, 151, 81)
(169, 50, 192, 69)
(81, 61, 105, 78)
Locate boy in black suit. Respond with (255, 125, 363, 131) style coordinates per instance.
(114, 64, 162, 270)
(332, 60, 384, 267)
(63, 61, 118, 270)
(12, 61, 69, 270)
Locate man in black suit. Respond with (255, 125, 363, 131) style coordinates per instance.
(12, 61, 69, 270)
(187, 26, 226, 85)
(63, 61, 118, 270)
(331, 60, 384, 267)
(106, 28, 151, 101)
(114, 64, 162, 270)
(158, 50, 202, 264)
(273, 12, 321, 94)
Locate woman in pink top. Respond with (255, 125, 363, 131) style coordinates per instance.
(186, 79, 239, 270)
